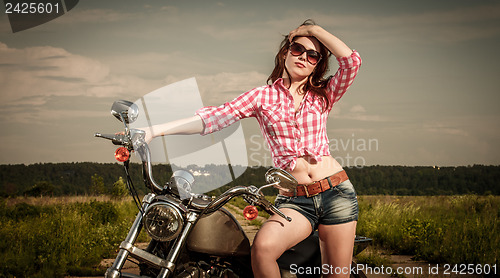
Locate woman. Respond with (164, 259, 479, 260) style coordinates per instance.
(143, 20, 361, 278)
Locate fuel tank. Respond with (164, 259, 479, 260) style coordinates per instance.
(186, 208, 251, 256)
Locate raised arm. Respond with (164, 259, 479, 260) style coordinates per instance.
(288, 22, 361, 110)
(288, 24, 353, 58)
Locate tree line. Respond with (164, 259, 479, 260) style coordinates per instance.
(0, 163, 498, 197)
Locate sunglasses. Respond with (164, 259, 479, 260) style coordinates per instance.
(289, 42, 322, 65)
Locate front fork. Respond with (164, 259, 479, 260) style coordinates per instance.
(105, 193, 199, 278)
(105, 193, 154, 278)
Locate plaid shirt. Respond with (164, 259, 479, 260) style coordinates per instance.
(196, 50, 361, 170)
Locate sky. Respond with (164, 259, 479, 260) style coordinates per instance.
(0, 0, 499, 167)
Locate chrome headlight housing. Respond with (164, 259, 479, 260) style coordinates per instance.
(143, 202, 183, 242)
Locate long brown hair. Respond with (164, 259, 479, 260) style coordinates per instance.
(267, 19, 332, 112)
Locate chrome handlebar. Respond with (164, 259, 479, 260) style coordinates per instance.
(94, 133, 128, 146)
(94, 129, 165, 194)
(204, 185, 292, 222)
(95, 129, 292, 222)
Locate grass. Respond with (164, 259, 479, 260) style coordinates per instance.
(228, 195, 274, 219)
(357, 195, 499, 265)
(355, 246, 392, 268)
(232, 194, 499, 267)
(227, 196, 275, 227)
(0, 196, 146, 278)
(1, 194, 497, 277)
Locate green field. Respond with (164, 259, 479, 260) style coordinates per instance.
(231, 195, 499, 267)
(0, 196, 145, 277)
(0, 195, 498, 277)
(357, 195, 499, 265)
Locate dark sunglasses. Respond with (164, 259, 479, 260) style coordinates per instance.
(289, 42, 322, 65)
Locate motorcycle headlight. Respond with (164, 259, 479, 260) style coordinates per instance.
(143, 202, 183, 242)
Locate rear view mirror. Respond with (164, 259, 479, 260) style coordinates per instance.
(265, 168, 298, 193)
(111, 100, 139, 124)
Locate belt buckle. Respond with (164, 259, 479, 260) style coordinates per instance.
(304, 183, 320, 198)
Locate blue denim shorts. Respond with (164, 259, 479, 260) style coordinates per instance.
(274, 180, 359, 230)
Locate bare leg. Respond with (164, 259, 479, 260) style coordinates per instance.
(251, 208, 313, 278)
(318, 221, 357, 278)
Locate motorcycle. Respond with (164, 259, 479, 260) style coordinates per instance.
(95, 81, 371, 278)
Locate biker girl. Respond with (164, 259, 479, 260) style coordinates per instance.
(141, 20, 362, 278)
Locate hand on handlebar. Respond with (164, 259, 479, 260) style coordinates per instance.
(134, 127, 153, 145)
(114, 128, 153, 145)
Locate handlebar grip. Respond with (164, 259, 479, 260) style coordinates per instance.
(254, 195, 292, 222)
(270, 205, 292, 222)
(112, 134, 127, 145)
(94, 133, 127, 145)
(94, 133, 113, 140)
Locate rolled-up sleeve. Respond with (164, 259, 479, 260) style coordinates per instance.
(195, 87, 260, 135)
(327, 50, 362, 108)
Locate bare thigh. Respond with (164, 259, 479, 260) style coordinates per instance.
(318, 221, 357, 278)
(253, 208, 313, 258)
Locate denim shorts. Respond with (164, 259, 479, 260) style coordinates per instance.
(274, 180, 359, 230)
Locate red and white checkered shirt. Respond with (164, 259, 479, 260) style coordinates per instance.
(196, 50, 361, 170)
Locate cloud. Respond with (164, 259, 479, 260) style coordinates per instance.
(423, 116, 500, 140)
(55, 9, 137, 24)
(266, 3, 500, 44)
(364, 5, 500, 43)
(349, 104, 366, 113)
(332, 103, 392, 122)
(0, 41, 272, 126)
(105, 51, 193, 79)
(0, 42, 110, 103)
(160, 6, 178, 13)
(423, 122, 469, 137)
(0, 43, 164, 126)
(165, 71, 269, 105)
(197, 24, 265, 41)
(1, 0, 498, 165)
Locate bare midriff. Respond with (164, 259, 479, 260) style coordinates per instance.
(285, 155, 344, 185)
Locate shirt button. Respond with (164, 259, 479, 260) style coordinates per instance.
(296, 138, 301, 142)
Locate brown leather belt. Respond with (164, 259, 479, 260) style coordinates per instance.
(281, 170, 349, 197)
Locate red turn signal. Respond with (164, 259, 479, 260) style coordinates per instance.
(114, 147, 130, 162)
(243, 205, 259, 221)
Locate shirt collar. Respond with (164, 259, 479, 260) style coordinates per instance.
(272, 78, 286, 90)
(273, 77, 317, 106)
